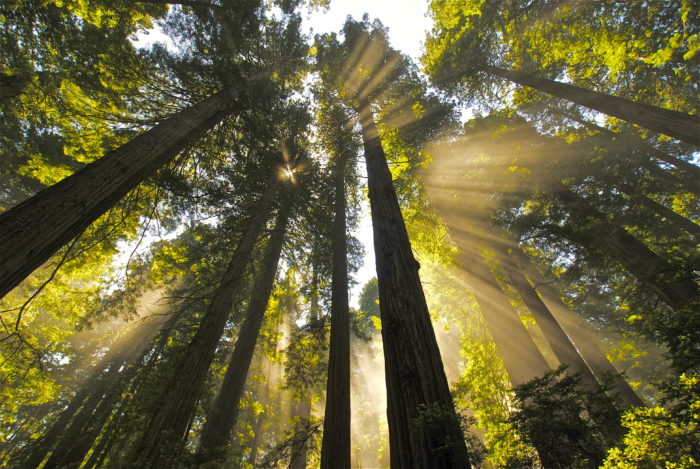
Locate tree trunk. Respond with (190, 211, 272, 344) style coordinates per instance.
(560, 111, 700, 188)
(320, 156, 351, 469)
(523, 265, 644, 408)
(42, 358, 125, 469)
(289, 398, 312, 469)
(358, 98, 471, 469)
(197, 203, 290, 457)
(615, 182, 700, 241)
(493, 243, 601, 389)
(551, 183, 698, 312)
(132, 172, 278, 468)
(483, 65, 700, 146)
(449, 226, 551, 386)
(0, 90, 239, 300)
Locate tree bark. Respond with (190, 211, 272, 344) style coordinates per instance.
(132, 171, 278, 468)
(289, 397, 312, 469)
(493, 243, 601, 389)
(551, 183, 698, 312)
(560, 111, 700, 188)
(320, 156, 351, 469)
(448, 226, 551, 386)
(358, 98, 471, 469)
(197, 203, 290, 456)
(615, 182, 700, 241)
(483, 65, 700, 146)
(0, 90, 239, 300)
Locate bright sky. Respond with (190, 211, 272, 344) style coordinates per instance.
(304, 0, 432, 61)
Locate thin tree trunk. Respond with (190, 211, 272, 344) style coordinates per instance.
(133, 171, 278, 468)
(197, 203, 290, 456)
(289, 397, 312, 469)
(320, 156, 351, 469)
(615, 182, 700, 241)
(449, 226, 551, 386)
(560, 111, 700, 187)
(493, 243, 601, 389)
(551, 183, 698, 311)
(42, 358, 125, 469)
(358, 98, 471, 469)
(248, 373, 272, 467)
(0, 90, 239, 300)
(522, 264, 644, 408)
(483, 65, 700, 146)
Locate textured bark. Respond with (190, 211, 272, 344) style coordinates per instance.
(483, 65, 700, 146)
(0, 90, 239, 300)
(133, 173, 278, 468)
(198, 205, 290, 455)
(358, 98, 471, 469)
(552, 183, 698, 311)
(518, 261, 644, 408)
(320, 156, 351, 469)
(616, 182, 700, 241)
(449, 229, 551, 386)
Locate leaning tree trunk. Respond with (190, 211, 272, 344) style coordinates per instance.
(551, 183, 699, 312)
(492, 242, 600, 389)
(525, 265, 645, 408)
(0, 89, 240, 300)
(197, 203, 291, 458)
(358, 98, 471, 469)
(482, 65, 700, 146)
(320, 156, 351, 469)
(559, 111, 700, 189)
(615, 182, 700, 241)
(448, 225, 551, 386)
(132, 172, 278, 468)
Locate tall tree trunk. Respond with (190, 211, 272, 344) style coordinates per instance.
(0, 90, 240, 300)
(448, 226, 551, 386)
(492, 242, 601, 389)
(551, 183, 698, 312)
(197, 203, 290, 457)
(132, 172, 278, 468)
(248, 372, 272, 467)
(320, 156, 351, 469)
(560, 111, 700, 188)
(42, 358, 125, 469)
(482, 65, 700, 146)
(615, 182, 700, 241)
(523, 264, 644, 408)
(289, 398, 312, 469)
(358, 98, 471, 469)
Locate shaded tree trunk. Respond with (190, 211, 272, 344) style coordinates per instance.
(615, 182, 700, 241)
(132, 171, 278, 468)
(517, 261, 644, 408)
(493, 242, 600, 389)
(320, 156, 351, 469)
(551, 183, 698, 312)
(483, 65, 700, 146)
(449, 226, 551, 386)
(289, 398, 312, 469)
(358, 98, 471, 469)
(197, 203, 290, 457)
(560, 111, 700, 189)
(0, 89, 240, 300)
